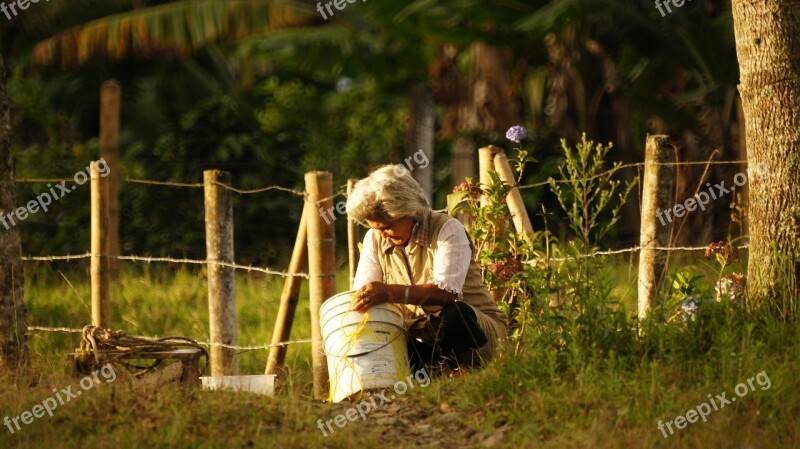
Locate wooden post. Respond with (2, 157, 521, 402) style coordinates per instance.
(265, 205, 308, 376)
(305, 171, 334, 400)
(478, 146, 500, 207)
(204, 170, 238, 376)
(638, 135, 675, 321)
(494, 151, 534, 236)
(452, 137, 475, 187)
(347, 179, 360, 290)
(91, 162, 111, 328)
(100, 80, 121, 281)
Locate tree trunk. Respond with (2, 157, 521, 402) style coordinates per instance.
(732, 0, 800, 304)
(408, 83, 434, 204)
(451, 136, 474, 188)
(0, 37, 28, 370)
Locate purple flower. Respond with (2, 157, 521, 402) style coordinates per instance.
(505, 125, 527, 143)
(680, 296, 699, 321)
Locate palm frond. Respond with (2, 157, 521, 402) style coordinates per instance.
(32, 0, 321, 67)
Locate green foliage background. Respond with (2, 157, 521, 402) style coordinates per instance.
(4, 0, 741, 263)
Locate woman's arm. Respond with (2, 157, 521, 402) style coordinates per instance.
(352, 229, 382, 290)
(351, 219, 471, 313)
(351, 282, 455, 313)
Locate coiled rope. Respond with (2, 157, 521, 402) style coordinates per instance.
(75, 325, 209, 377)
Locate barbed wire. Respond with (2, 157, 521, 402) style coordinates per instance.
(21, 253, 308, 278)
(15, 178, 75, 183)
(16, 159, 749, 188)
(22, 253, 92, 261)
(214, 182, 305, 196)
(125, 178, 204, 188)
(534, 244, 749, 263)
(126, 178, 308, 197)
(308, 190, 346, 205)
(20, 243, 749, 271)
(518, 160, 750, 190)
(16, 176, 307, 196)
(17, 160, 755, 270)
(117, 255, 309, 278)
(26, 326, 313, 350)
(125, 177, 339, 202)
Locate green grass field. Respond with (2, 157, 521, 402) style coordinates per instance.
(1, 262, 798, 449)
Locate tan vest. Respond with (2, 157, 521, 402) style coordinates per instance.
(373, 212, 509, 329)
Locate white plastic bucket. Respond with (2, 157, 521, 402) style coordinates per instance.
(320, 291, 410, 403)
(199, 374, 276, 395)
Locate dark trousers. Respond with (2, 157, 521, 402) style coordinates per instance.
(406, 302, 488, 371)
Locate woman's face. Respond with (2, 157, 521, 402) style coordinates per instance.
(366, 217, 415, 247)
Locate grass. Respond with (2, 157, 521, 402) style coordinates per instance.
(1, 263, 798, 449)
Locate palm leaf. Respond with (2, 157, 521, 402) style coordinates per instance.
(32, 0, 320, 66)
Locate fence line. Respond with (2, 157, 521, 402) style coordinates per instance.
(22, 253, 92, 261)
(26, 326, 312, 351)
(16, 176, 307, 196)
(20, 243, 749, 271)
(518, 159, 749, 190)
(125, 178, 204, 188)
(16, 158, 754, 375)
(312, 190, 346, 205)
(214, 182, 305, 196)
(15, 177, 75, 183)
(17, 176, 345, 205)
(21, 253, 308, 278)
(16, 158, 755, 273)
(15, 159, 750, 192)
(538, 244, 749, 263)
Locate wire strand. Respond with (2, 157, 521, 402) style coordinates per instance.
(518, 160, 750, 190)
(27, 326, 312, 350)
(21, 253, 308, 278)
(536, 244, 749, 263)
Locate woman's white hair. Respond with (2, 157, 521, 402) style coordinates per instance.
(346, 164, 430, 224)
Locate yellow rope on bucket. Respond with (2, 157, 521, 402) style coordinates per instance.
(327, 294, 370, 402)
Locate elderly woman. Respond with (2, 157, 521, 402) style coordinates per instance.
(346, 165, 508, 371)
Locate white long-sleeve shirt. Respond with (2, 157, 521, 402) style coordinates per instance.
(352, 217, 473, 297)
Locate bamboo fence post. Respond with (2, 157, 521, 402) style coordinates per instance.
(100, 80, 121, 281)
(638, 135, 675, 321)
(90, 162, 110, 328)
(494, 150, 534, 236)
(204, 170, 238, 376)
(478, 145, 501, 207)
(478, 145, 510, 303)
(265, 204, 308, 376)
(305, 171, 334, 400)
(347, 179, 359, 290)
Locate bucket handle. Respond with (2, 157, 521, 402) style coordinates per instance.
(324, 328, 407, 359)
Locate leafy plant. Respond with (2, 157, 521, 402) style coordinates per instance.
(671, 270, 705, 299)
(548, 133, 637, 252)
(449, 129, 554, 355)
(546, 134, 638, 311)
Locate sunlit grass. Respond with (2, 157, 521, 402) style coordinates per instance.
(1, 263, 796, 448)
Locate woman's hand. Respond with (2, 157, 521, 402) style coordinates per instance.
(352, 281, 393, 313)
